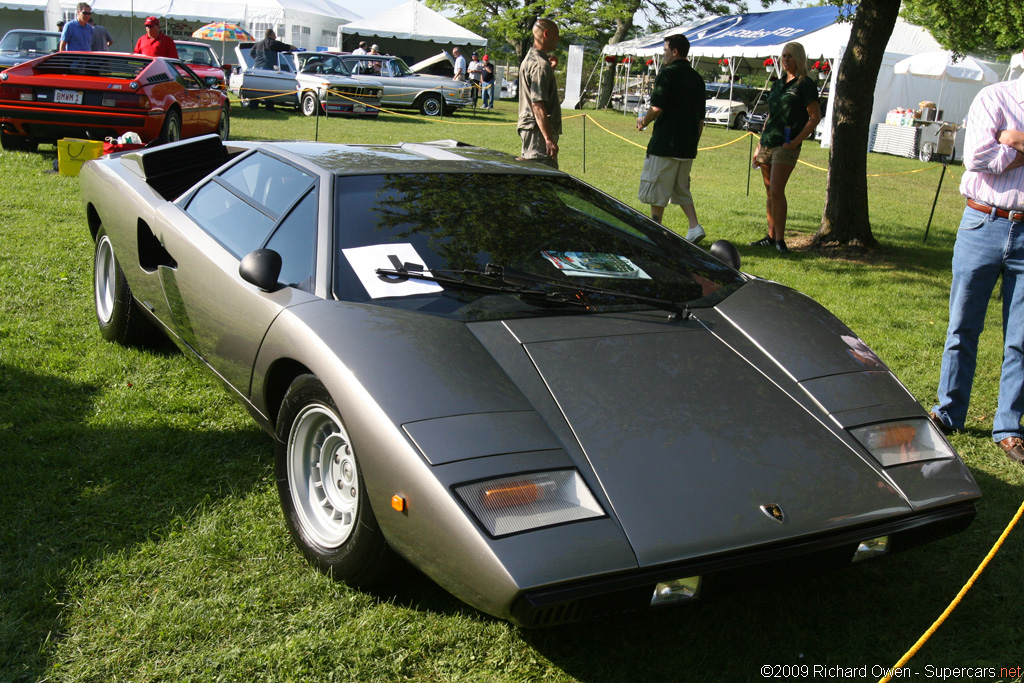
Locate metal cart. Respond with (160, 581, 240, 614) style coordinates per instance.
(917, 120, 959, 163)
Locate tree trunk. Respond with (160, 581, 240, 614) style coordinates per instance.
(813, 0, 900, 248)
(598, 16, 634, 109)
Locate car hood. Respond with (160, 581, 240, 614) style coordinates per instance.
(474, 280, 930, 566)
(706, 97, 746, 109)
(410, 50, 452, 73)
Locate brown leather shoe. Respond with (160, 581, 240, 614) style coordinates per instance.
(928, 412, 953, 435)
(997, 437, 1024, 463)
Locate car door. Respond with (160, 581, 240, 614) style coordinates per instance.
(343, 57, 413, 107)
(158, 150, 321, 395)
(170, 62, 216, 134)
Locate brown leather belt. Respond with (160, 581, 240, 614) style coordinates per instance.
(965, 198, 1024, 222)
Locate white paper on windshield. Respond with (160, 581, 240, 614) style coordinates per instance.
(541, 251, 651, 279)
(342, 243, 443, 299)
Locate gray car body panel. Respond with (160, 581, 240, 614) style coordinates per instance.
(331, 54, 473, 111)
(79, 137, 981, 625)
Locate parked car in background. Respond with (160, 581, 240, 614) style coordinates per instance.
(81, 134, 980, 627)
(0, 29, 59, 70)
(329, 53, 473, 116)
(704, 83, 768, 129)
(0, 52, 228, 151)
(174, 40, 226, 90)
(230, 44, 382, 117)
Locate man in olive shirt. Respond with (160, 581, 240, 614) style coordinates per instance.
(636, 33, 707, 243)
(517, 18, 560, 168)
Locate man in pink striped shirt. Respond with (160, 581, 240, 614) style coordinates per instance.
(931, 59, 1024, 464)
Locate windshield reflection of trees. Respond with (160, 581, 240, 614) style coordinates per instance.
(366, 173, 742, 310)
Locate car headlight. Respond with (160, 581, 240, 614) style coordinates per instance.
(454, 470, 605, 537)
(849, 418, 956, 467)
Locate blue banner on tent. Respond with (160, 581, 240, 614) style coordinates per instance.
(639, 6, 846, 51)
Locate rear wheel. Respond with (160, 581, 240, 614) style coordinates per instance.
(419, 93, 443, 117)
(242, 97, 259, 109)
(217, 103, 230, 140)
(93, 228, 158, 346)
(275, 375, 395, 587)
(0, 129, 37, 152)
(301, 91, 319, 117)
(158, 110, 181, 144)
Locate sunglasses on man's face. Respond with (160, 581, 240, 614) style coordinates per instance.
(80, 10, 92, 14)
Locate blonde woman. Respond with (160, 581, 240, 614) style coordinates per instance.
(750, 41, 821, 254)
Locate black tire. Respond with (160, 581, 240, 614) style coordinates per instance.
(733, 112, 747, 130)
(93, 228, 158, 346)
(301, 91, 318, 117)
(275, 374, 394, 588)
(243, 97, 259, 110)
(0, 129, 37, 152)
(419, 93, 443, 117)
(217, 103, 230, 140)
(158, 109, 181, 144)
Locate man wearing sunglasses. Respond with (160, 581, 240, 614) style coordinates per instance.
(59, 3, 94, 52)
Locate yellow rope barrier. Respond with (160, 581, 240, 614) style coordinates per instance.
(878, 497, 1024, 683)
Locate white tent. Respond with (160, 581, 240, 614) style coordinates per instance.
(338, 0, 484, 65)
(892, 52, 998, 117)
(1006, 52, 1023, 80)
(1, 0, 359, 58)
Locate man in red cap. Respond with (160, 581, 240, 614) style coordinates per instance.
(134, 17, 178, 58)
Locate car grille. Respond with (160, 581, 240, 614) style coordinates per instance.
(33, 53, 150, 78)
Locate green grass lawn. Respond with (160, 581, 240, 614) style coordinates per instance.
(1, 100, 1022, 683)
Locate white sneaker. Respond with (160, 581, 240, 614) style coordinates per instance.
(685, 224, 706, 245)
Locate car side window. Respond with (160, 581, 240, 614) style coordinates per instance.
(172, 62, 203, 89)
(185, 152, 316, 259)
(265, 189, 317, 292)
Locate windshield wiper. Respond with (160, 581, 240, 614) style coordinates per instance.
(374, 260, 587, 308)
(375, 259, 690, 319)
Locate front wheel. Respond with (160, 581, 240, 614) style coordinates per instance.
(733, 112, 747, 130)
(275, 375, 394, 587)
(217, 103, 230, 140)
(301, 91, 319, 117)
(158, 109, 181, 144)
(419, 94, 443, 117)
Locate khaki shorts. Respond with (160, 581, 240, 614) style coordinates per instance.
(755, 143, 801, 167)
(519, 127, 558, 169)
(637, 154, 695, 207)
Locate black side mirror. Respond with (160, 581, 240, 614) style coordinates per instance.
(239, 249, 282, 291)
(710, 239, 741, 270)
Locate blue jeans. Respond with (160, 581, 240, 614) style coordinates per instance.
(481, 81, 494, 108)
(933, 206, 1024, 441)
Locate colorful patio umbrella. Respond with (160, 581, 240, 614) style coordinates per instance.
(191, 22, 256, 62)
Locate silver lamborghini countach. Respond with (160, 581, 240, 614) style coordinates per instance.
(80, 135, 980, 627)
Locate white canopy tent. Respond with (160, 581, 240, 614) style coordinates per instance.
(1, 0, 359, 59)
(337, 0, 484, 66)
(605, 7, 953, 151)
(1006, 52, 1023, 80)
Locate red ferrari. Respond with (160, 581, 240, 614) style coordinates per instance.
(0, 51, 228, 151)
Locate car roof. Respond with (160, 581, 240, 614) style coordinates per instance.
(174, 40, 212, 48)
(4, 29, 60, 36)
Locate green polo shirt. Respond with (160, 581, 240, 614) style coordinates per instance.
(761, 75, 819, 148)
(647, 59, 706, 159)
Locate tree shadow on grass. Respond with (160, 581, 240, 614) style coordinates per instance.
(0, 362, 271, 683)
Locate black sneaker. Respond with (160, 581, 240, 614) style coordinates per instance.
(750, 235, 775, 247)
(775, 240, 790, 254)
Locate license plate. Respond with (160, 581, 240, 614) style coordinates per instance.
(54, 89, 83, 105)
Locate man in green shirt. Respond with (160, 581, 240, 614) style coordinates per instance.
(517, 19, 561, 168)
(636, 33, 707, 243)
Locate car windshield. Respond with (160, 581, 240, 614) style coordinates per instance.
(386, 58, 413, 76)
(1, 31, 59, 53)
(333, 173, 745, 322)
(177, 43, 220, 68)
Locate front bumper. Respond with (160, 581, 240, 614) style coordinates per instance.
(510, 501, 977, 627)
